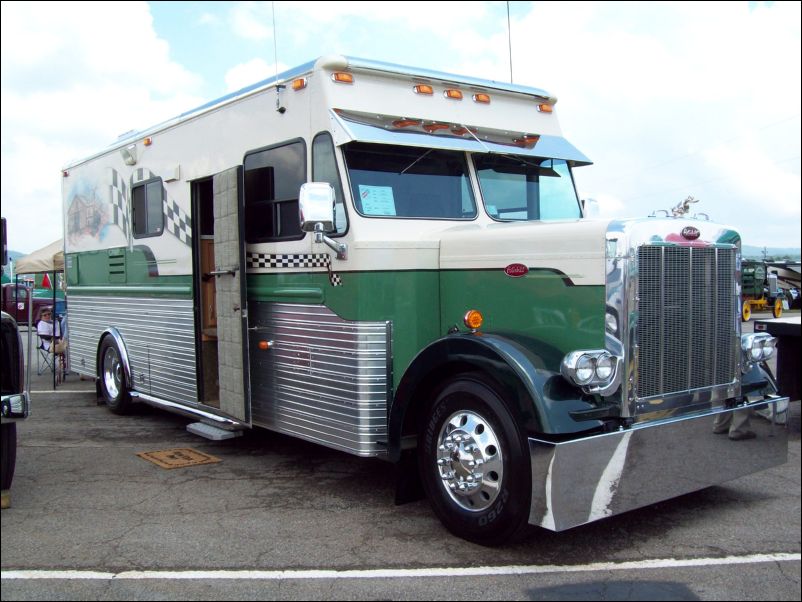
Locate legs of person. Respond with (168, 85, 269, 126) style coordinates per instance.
(728, 408, 755, 440)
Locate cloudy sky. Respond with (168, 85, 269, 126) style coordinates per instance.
(1, 1, 799, 254)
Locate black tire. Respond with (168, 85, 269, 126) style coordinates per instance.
(98, 337, 132, 415)
(1, 422, 17, 491)
(419, 375, 532, 546)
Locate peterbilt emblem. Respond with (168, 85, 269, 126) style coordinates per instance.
(505, 264, 529, 277)
(681, 226, 701, 240)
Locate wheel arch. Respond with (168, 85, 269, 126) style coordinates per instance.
(389, 334, 549, 463)
(96, 327, 132, 387)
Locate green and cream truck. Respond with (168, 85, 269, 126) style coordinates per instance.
(61, 56, 788, 545)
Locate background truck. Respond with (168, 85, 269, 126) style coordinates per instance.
(741, 260, 786, 320)
(61, 56, 788, 544)
(1, 218, 32, 509)
(1, 282, 65, 326)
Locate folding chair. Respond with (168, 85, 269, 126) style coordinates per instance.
(36, 330, 56, 375)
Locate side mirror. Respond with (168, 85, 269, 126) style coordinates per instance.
(299, 182, 336, 233)
(298, 182, 347, 260)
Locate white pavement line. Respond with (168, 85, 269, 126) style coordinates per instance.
(3, 553, 799, 581)
(30, 390, 94, 394)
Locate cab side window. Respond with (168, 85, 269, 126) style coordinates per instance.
(244, 140, 306, 242)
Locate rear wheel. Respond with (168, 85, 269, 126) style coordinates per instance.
(773, 298, 783, 319)
(419, 376, 531, 546)
(99, 337, 132, 414)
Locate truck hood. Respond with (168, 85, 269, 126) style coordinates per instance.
(438, 219, 612, 286)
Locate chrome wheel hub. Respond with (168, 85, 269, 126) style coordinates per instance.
(103, 348, 121, 399)
(436, 410, 503, 512)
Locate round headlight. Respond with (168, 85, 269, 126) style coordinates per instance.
(749, 344, 763, 362)
(760, 338, 776, 361)
(575, 355, 594, 384)
(595, 354, 614, 380)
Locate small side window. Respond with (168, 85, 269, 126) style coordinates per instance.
(132, 177, 164, 238)
(312, 133, 347, 235)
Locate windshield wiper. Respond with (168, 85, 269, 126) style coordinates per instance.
(400, 148, 434, 175)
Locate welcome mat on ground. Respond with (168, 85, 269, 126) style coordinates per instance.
(137, 448, 221, 469)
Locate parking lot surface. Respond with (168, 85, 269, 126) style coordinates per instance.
(2, 316, 800, 601)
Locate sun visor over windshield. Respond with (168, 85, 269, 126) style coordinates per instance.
(329, 109, 592, 166)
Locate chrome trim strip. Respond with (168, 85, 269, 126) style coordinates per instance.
(249, 303, 391, 457)
(67, 295, 197, 405)
(529, 396, 788, 531)
(130, 392, 245, 430)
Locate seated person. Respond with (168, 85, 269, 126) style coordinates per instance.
(37, 307, 62, 351)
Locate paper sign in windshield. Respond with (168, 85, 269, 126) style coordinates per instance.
(359, 185, 396, 216)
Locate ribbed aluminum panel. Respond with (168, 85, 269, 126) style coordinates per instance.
(637, 246, 737, 399)
(249, 303, 390, 457)
(67, 295, 197, 405)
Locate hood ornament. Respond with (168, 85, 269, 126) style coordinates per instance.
(671, 195, 699, 217)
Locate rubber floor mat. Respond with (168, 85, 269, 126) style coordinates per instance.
(137, 448, 221, 469)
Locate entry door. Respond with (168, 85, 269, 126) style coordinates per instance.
(213, 167, 250, 422)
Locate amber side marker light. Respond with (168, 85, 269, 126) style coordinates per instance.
(414, 84, 434, 95)
(537, 103, 554, 113)
(464, 310, 484, 331)
(332, 72, 354, 84)
(292, 78, 307, 91)
(393, 119, 421, 128)
(473, 93, 491, 104)
(444, 89, 463, 100)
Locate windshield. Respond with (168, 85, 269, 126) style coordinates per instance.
(342, 142, 476, 219)
(473, 155, 580, 221)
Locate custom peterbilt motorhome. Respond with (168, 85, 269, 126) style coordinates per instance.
(61, 56, 788, 545)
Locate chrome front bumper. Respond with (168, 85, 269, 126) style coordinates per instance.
(528, 396, 789, 531)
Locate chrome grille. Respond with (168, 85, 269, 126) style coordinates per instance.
(637, 246, 737, 399)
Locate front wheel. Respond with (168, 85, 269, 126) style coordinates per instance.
(419, 376, 532, 546)
(99, 337, 132, 414)
(741, 300, 751, 322)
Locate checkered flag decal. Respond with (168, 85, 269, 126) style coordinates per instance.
(109, 169, 129, 236)
(164, 198, 192, 247)
(247, 252, 343, 287)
